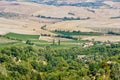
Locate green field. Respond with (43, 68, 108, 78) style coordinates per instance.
(0, 32, 100, 49)
(54, 30, 102, 36)
(0, 33, 40, 48)
(1, 33, 86, 49)
(4, 32, 40, 41)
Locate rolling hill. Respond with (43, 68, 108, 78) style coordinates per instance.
(17, 0, 120, 8)
(0, 0, 120, 41)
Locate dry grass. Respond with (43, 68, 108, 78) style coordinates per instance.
(0, 17, 55, 35)
(0, 1, 120, 42)
(46, 19, 120, 33)
(103, 1, 120, 8)
(0, 37, 17, 43)
(1, 1, 120, 19)
(81, 35, 120, 42)
(39, 36, 72, 42)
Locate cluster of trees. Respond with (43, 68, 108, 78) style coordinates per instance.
(90, 27, 120, 33)
(107, 31, 120, 35)
(36, 15, 90, 21)
(26, 40, 34, 45)
(54, 30, 102, 36)
(63, 17, 90, 21)
(63, 17, 81, 20)
(0, 12, 19, 18)
(0, 43, 120, 80)
(40, 34, 51, 37)
(52, 39, 61, 46)
(55, 35, 78, 40)
(70, 2, 106, 8)
(36, 15, 62, 20)
(110, 16, 120, 19)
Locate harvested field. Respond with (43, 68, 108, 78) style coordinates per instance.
(0, 1, 120, 42)
(81, 35, 120, 42)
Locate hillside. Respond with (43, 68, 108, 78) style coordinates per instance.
(0, 1, 120, 80)
(0, 43, 120, 80)
(0, 0, 120, 42)
(18, 0, 120, 8)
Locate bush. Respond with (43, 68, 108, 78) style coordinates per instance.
(26, 40, 34, 45)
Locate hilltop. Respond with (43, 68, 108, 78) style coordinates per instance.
(17, 0, 120, 8)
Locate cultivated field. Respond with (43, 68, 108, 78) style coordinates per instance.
(0, 1, 120, 42)
(46, 19, 120, 33)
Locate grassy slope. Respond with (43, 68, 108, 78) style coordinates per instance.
(1, 33, 83, 49)
(4, 32, 40, 41)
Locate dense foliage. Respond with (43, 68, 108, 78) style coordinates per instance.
(0, 43, 120, 80)
(110, 16, 120, 19)
(107, 31, 120, 35)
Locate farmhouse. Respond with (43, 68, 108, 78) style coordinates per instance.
(77, 55, 86, 59)
(83, 42, 94, 48)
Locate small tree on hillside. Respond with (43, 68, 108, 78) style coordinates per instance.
(26, 40, 34, 45)
(52, 39, 55, 45)
(58, 40, 61, 46)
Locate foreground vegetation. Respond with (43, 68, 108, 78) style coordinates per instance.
(0, 42, 120, 80)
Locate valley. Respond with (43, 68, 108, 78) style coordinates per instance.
(0, 0, 120, 80)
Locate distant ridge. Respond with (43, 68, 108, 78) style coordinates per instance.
(15, 0, 119, 7)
